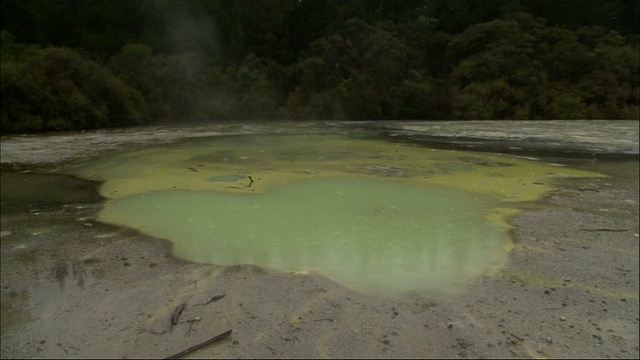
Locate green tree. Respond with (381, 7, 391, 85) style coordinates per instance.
(0, 0, 153, 56)
(288, 19, 410, 119)
(450, 79, 530, 119)
(397, 16, 451, 78)
(2, 41, 146, 132)
(446, 15, 547, 118)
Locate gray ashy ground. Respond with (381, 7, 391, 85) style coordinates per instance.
(1, 120, 638, 166)
(371, 120, 640, 156)
(1, 121, 638, 358)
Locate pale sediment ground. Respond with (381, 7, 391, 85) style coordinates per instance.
(1, 121, 638, 358)
(1, 120, 638, 166)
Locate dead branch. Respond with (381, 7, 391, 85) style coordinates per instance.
(579, 228, 629, 232)
(184, 317, 201, 338)
(165, 329, 232, 359)
(206, 294, 226, 305)
(170, 300, 188, 326)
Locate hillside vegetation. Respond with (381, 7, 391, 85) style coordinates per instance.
(1, 0, 638, 132)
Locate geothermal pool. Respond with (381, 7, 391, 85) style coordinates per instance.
(67, 132, 600, 296)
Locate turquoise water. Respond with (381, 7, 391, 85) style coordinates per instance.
(100, 177, 508, 296)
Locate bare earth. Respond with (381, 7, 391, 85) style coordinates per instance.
(1, 141, 639, 358)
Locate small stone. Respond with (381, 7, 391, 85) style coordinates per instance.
(546, 336, 553, 344)
(123, 261, 131, 267)
(559, 316, 567, 321)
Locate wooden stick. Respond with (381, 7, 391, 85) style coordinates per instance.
(165, 329, 232, 359)
(170, 300, 188, 326)
(205, 294, 225, 305)
(579, 228, 629, 232)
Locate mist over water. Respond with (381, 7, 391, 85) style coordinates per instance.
(71, 132, 601, 296)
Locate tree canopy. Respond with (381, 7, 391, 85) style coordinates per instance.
(1, 0, 638, 132)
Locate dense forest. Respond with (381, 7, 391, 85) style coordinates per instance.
(1, 0, 639, 132)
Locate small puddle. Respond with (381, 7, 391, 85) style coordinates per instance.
(67, 133, 601, 296)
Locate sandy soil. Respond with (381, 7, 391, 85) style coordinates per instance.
(1, 157, 638, 359)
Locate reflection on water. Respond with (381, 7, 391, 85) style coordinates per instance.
(28, 261, 96, 318)
(49, 261, 95, 290)
(70, 133, 601, 296)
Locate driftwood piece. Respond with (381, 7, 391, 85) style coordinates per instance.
(165, 329, 232, 359)
(170, 300, 188, 326)
(579, 228, 629, 232)
(206, 294, 226, 305)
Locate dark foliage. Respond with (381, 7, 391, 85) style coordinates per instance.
(1, 0, 638, 132)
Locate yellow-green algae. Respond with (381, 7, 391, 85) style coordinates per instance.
(69, 133, 602, 296)
(71, 134, 600, 200)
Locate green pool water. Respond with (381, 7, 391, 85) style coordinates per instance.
(68, 133, 601, 296)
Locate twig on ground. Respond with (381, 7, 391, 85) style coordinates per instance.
(579, 228, 629, 232)
(184, 317, 201, 338)
(165, 329, 232, 359)
(136, 326, 167, 335)
(367, 331, 392, 346)
(170, 300, 188, 326)
(312, 318, 334, 322)
(206, 294, 226, 305)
